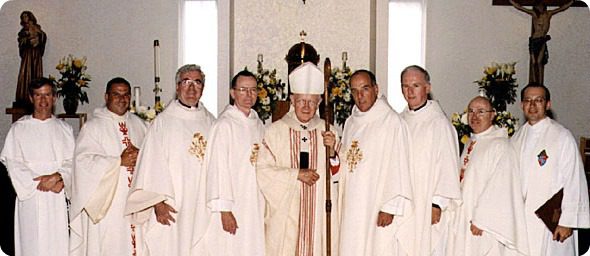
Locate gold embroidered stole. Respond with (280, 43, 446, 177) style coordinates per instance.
(118, 122, 137, 256)
(291, 128, 318, 256)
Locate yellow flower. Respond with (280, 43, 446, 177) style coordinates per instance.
(77, 79, 87, 86)
(484, 65, 497, 75)
(73, 59, 84, 69)
(460, 134, 470, 145)
(258, 88, 268, 98)
(56, 63, 65, 70)
(332, 87, 340, 96)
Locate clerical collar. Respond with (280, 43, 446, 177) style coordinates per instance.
(410, 100, 428, 112)
(178, 100, 197, 109)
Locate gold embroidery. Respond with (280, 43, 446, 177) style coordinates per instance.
(250, 143, 260, 167)
(346, 140, 363, 172)
(188, 132, 207, 161)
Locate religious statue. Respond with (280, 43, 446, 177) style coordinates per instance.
(509, 0, 573, 84)
(16, 11, 47, 108)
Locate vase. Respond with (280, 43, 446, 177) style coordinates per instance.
(63, 97, 79, 115)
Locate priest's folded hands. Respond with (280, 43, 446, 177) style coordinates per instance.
(33, 172, 64, 193)
(120, 143, 139, 167)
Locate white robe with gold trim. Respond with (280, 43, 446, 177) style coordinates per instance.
(512, 117, 590, 256)
(338, 96, 413, 256)
(257, 110, 339, 256)
(70, 108, 147, 256)
(400, 100, 462, 256)
(0, 115, 74, 256)
(204, 105, 265, 256)
(125, 100, 215, 256)
(447, 126, 528, 256)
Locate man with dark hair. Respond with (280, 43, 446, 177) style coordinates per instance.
(512, 83, 590, 255)
(1, 77, 74, 256)
(338, 69, 413, 255)
(69, 77, 147, 256)
(126, 64, 215, 255)
(204, 70, 265, 255)
(399, 65, 461, 255)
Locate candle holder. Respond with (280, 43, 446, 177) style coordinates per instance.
(153, 40, 163, 113)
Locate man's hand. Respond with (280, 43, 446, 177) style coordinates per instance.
(33, 172, 62, 192)
(470, 222, 483, 236)
(120, 143, 139, 167)
(431, 206, 441, 225)
(154, 201, 177, 225)
(553, 225, 573, 242)
(298, 169, 319, 186)
(321, 131, 336, 157)
(377, 211, 394, 227)
(221, 211, 238, 235)
(49, 180, 65, 193)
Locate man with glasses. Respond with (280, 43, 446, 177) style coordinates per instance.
(69, 77, 147, 256)
(257, 62, 339, 255)
(337, 69, 413, 256)
(399, 65, 462, 256)
(203, 70, 265, 255)
(512, 83, 589, 255)
(126, 64, 215, 255)
(446, 96, 528, 255)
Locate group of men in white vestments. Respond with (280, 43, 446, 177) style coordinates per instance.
(1, 61, 589, 256)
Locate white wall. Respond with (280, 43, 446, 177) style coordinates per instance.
(232, 0, 372, 84)
(0, 0, 589, 143)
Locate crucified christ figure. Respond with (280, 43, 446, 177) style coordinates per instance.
(509, 0, 573, 84)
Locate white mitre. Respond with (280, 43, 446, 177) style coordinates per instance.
(289, 62, 324, 95)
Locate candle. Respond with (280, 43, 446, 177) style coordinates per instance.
(154, 40, 160, 79)
(257, 54, 263, 63)
(342, 51, 348, 62)
(134, 86, 141, 107)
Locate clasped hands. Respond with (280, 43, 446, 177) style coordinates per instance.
(33, 172, 63, 193)
(120, 143, 139, 167)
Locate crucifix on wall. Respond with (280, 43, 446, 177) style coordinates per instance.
(494, 0, 587, 84)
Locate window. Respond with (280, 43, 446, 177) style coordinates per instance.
(387, 0, 426, 112)
(181, 0, 218, 115)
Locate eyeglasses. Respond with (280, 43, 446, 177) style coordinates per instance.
(179, 79, 204, 90)
(467, 109, 494, 117)
(234, 87, 259, 95)
(294, 99, 320, 107)
(522, 97, 545, 105)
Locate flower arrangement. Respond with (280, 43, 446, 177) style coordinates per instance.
(474, 62, 518, 112)
(50, 55, 91, 114)
(248, 62, 286, 123)
(329, 66, 354, 126)
(452, 61, 520, 148)
(130, 104, 164, 122)
(451, 111, 471, 146)
(494, 111, 518, 136)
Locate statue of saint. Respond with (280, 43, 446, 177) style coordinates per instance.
(16, 11, 47, 108)
(509, 0, 573, 84)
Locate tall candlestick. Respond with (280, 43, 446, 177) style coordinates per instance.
(134, 86, 141, 107)
(342, 51, 348, 62)
(154, 40, 160, 81)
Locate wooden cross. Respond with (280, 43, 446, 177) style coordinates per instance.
(495, 0, 584, 84)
